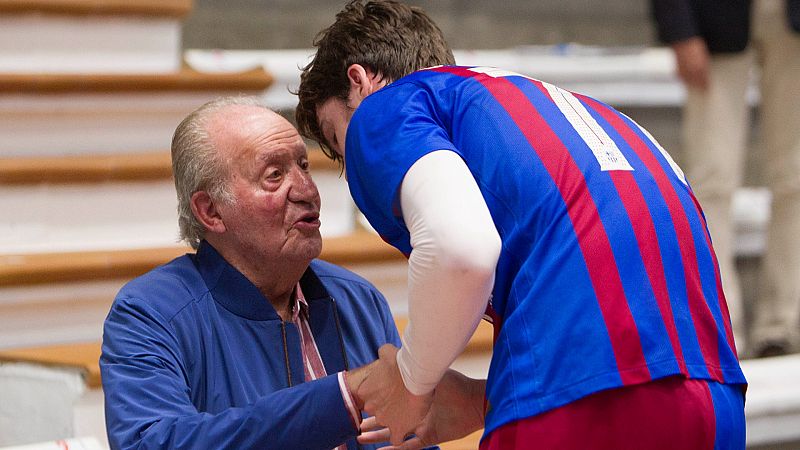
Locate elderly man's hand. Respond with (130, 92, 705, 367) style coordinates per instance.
(355, 344, 433, 446)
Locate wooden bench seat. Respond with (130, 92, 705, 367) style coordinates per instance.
(0, 0, 192, 17)
(0, 231, 404, 287)
(0, 342, 102, 388)
(0, 150, 338, 184)
(0, 152, 172, 184)
(0, 67, 272, 94)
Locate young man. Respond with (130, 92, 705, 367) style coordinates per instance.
(297, 1, 747, 449)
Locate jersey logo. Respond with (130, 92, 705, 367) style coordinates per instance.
(468, 67, 633, 172)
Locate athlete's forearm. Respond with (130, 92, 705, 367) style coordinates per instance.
(397, 150, 501, 395)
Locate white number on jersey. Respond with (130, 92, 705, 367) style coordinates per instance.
(621, 112, 688, 185)
(468, 66, 634, 172)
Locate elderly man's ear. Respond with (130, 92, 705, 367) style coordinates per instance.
(191, 191, 227, 234)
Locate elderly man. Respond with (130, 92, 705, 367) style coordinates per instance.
(100, 96, 400, 449)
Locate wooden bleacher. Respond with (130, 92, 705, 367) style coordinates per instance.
(0, 148, 369, 287)
(0, 141, 484, 447)
(0, 2, 487, 447)
(0, 3, 790, 441)
(0, 231, 405, 287)
(0, 142, 486, 450)
(0, 67, 273, 94)
(0, 152, 173, 184)
(0, 149, 337, 184)
(0, 0, 193, 17)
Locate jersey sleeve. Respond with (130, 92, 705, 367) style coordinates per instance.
(345, 82, 459, 254)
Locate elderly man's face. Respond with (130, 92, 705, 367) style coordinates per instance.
(208, 106, 322, 264)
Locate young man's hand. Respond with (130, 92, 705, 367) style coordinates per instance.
(358, 368, 486, 449)
(355, 344, 434, 446)
(345, 359, 377, 409)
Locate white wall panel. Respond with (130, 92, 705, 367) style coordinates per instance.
(0, 15, 180, 74)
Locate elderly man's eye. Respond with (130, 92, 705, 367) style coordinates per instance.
(299, 158, 310, 171)
(265, 169, 282, 180)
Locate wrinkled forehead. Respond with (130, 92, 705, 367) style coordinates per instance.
(208, 106, 306, 161)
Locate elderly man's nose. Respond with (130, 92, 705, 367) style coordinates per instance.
(288, 169, 319, 201)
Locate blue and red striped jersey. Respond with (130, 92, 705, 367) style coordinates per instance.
(344, 66, 746, 435)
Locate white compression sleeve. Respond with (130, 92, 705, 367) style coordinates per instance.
(396, 150, 501, 395)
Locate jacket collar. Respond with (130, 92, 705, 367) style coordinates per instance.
(194, 241, 331, 321)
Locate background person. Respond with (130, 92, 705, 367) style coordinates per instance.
(651, 0, 800, 356)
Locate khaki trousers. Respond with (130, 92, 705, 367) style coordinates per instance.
(683, 0, 800, 353)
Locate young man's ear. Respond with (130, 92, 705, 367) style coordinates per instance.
(346, 64, 383, 103)
(191, 191, 226, 234)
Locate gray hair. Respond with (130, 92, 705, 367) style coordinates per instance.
(171, 96, 267, 249)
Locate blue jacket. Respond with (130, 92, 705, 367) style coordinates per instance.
(101, 241, 401, 450)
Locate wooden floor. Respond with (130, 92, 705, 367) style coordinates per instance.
(441, 430, 483, 450)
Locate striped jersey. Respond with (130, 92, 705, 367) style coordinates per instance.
(344, 66, 746, 435)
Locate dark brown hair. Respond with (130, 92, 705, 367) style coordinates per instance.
(295, 0, 454, 162)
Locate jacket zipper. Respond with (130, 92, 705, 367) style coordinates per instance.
(330, 297, 350, 371)
(280, 320, 292, 387)
(331, 297, 363, 450)
(283, 296, 361, 449)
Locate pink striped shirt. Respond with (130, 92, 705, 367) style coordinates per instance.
(292, 284, 361, 449)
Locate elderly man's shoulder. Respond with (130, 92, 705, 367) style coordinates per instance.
(308, 259, 396, 335)
(112, 252, 203, 318)
(309, 258, 381, 292)
(308, 259, 393, 311)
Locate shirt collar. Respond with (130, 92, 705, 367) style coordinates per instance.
(291, 283, 309, 322)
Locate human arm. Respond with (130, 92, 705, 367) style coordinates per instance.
(670, 36, 710, 90)
(358, 369, 486, 450)
(650, 0, 699, 45)
(101, 297, 361, 450)
(649, 0, 709, 90)
(398, 150, 500, 394)
(356, 150, 500, 444)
